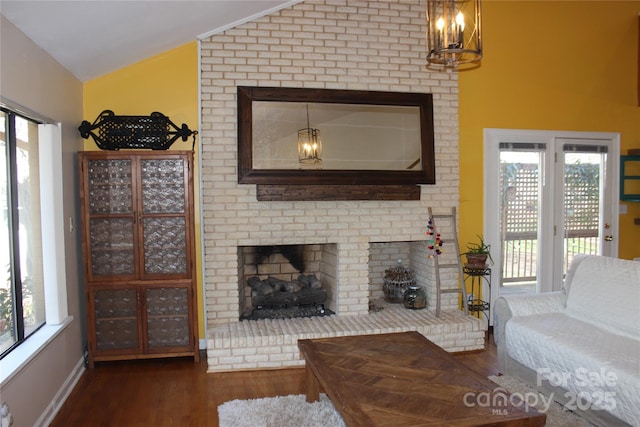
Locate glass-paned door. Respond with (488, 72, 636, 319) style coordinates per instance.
(485, 130, 619, 308)
(560, 142, 612, 276)
(499, 143, 545, 292)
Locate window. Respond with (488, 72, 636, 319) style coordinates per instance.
(1, 108, 46, 357)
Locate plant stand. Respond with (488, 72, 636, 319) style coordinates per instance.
(463, 267, 491, 333)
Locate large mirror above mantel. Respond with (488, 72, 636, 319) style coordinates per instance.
(237, 86, 436, 200)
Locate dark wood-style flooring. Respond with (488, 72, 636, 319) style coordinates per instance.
(50, 332, 499, 427)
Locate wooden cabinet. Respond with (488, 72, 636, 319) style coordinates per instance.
(79, 151, 199, 366)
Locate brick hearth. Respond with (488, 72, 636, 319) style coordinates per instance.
(207, 303, 484, 372)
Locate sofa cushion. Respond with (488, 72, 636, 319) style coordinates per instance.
(565, 255, 640, 340)
(505, 313, 640, 426)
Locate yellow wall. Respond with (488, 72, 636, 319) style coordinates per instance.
(83, 42, 204, 338)
(459, 1, 640, 260)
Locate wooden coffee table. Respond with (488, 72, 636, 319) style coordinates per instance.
(298, 331, 546, 426)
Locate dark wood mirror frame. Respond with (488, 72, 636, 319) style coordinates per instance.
(237, 86, 436, 186)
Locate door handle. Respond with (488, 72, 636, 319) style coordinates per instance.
(604, 235, 614, 241)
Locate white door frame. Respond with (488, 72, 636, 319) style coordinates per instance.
(483, 129, 619, 316)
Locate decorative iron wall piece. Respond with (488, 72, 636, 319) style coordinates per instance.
(78, 110, 197, 150)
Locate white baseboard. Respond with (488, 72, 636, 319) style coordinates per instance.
(35, 356, 85, 427)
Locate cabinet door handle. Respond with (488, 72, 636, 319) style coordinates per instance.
(604, 235, 614, 241)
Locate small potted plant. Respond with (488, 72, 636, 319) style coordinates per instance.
(461, 235, 493, 269)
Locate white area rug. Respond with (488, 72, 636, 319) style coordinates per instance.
(218, 377, 593, 427)
(218, 393, 346, 427)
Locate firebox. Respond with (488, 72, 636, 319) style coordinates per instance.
(237, 243, 338, 320)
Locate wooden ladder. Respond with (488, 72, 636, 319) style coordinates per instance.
(428, 207, 469, 317)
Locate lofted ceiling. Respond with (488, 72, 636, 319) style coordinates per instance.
(0, 0, 301, 82)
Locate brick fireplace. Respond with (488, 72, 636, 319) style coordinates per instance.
(199, 0, 484, 372)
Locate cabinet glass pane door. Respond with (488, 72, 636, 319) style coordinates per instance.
(140, 158, 189, 276)
(90, 218, 135, 276)
(143, 218, 187, 274)
(146, 288, 190, 348)
(94, 288, 139, 351)
(140, 159, 185, 214)
(87, 159, 135, 277)
(87, 159, 133, 214)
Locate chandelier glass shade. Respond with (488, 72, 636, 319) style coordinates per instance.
(426, 0, 482, 68)
(297, 106, 322, 164)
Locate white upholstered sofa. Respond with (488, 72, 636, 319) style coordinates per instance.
(494, 255, 640, 426)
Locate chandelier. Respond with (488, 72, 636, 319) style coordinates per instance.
(426, 0, 482, 68)
(297, 105, 322, 164)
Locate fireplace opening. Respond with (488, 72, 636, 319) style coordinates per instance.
(237, 243, 338, 320)
(368, 240, 432, 310)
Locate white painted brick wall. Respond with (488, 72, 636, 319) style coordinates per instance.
(200, 0, 460, 330)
